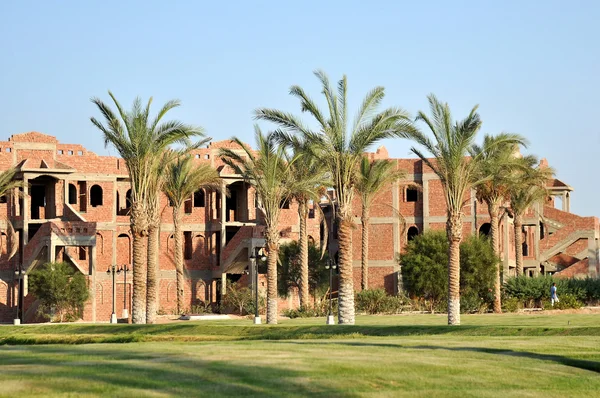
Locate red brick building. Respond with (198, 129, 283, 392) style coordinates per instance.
(0, 132, 598, 323)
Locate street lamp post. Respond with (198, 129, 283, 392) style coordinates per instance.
(325, 259, 337, 325)
(119, 265, 129, 319)
(14, 264, 24, 325)
(250, 247, 267, 325)
(106, 265, 121, 324)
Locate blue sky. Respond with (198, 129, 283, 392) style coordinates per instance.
(1, 1, 599, 216)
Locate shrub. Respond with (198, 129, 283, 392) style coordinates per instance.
(28, 262, 89, 322)
(504, 275, 597, 307)
(541, 293, 583, 310)
(283, 304, 332, 319)
(220, 283, 265, 315)
(186, 300, 214, 315)
(399, 231, 497, 309)
(503, 275, 554, 307)
(502, 297, 522, 313)
(565, 277, 600, 303)
(355, 289, 406, 314)
(460, 292, 489, 314)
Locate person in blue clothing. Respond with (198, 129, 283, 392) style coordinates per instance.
(550, 282, 559, 306)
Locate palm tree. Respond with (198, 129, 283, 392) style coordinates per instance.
(220, 127, 298, 324)
(284, 139, 330, 309)
(356, 158, 405, 290)
(0, 168, 24, 258)
(256, 70, 416, 324)
(145, 145, 211, 324)
(472, 134, 528, 313)
(404, 94, 485, 326)
(163, 155, 221, 315)
(91, 92, 203, 324)
(508, 160, 554, 276)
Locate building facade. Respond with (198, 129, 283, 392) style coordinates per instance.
(0, 132, 598, 323)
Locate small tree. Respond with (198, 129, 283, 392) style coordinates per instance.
(400, 231, 449, 309)
(400, 231, 497, 312)
(28, 262, 89, 322)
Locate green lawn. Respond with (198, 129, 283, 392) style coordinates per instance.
(1, 314, 599, 397)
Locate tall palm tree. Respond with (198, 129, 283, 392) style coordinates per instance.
(91, 92, 203, 324)
(356, 158, 405, 290)
(405, 94, 485, 326)
(472, 134, 528, 313)
(508, 160, 554, 276)
(256, 70, 416, 324)
(145, 144, 210, 324)
(284, 139, 330, 309)
(220, 127, 298, 324)
(163, 155, 221, 315)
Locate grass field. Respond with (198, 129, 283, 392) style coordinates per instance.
(1, 313, 599, 397)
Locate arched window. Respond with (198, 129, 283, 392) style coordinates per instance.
(479, 223, 491, 237)
(193, 234, 205, 256)
(96, 232, 104, 254)
(68, 183, 77, 204)
(117, 233, 131, 265)
(407, 226, 419, 241)
(90, 185, 103, 207)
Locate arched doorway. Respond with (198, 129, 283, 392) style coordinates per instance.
(479, 223, 491, 237)
(407, 226, 419, 241)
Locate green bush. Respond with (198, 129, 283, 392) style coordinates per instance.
(28, 262, 90, 322)
(460, 292, 489, 314)
(541, 293, 583, 310)
(355, 289, 407, 314)
(502, 297, 523, 313)
(186, 300, 215, 315)
(283, 304, 333, 319)
(554, 293, 584, 310)
(566, 278, 600, 303)
(220, 283, 265, 315)
(399, 231, 497, 310)
(504, 275, 554, 307)
(504, 276, 598, 307)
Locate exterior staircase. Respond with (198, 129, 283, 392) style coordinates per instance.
(219, 225, 265, 274)
(22, 221, 96, 273)
(540, 206, 596, 263)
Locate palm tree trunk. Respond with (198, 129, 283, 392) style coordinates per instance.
(361, 205, 369, 291)
(298, 199, 309, 309)
(488, 201, 501, 313)
(266, 235, 279, 324)
(131, 233, 146, 324)
(131, 203, 147, 324)
(514, 214, 523, 276)
(173, 206, 184, 315)
(338, 217, 356, 325)
(146, 223, 159, 324)
(447, 212, 461, 326)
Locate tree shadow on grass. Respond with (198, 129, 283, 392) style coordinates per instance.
(0, 345, 351, 397)
(277, 340, 600, 374)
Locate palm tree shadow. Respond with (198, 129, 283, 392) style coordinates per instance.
(278, 340, 600, 374)
(0, 345, 352, 397)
